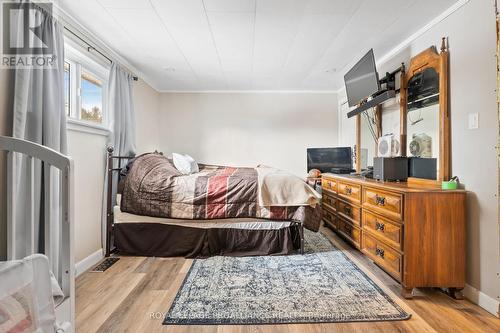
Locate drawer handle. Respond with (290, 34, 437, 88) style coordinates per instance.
(375, 221, 385, 231)
(345, 187, 352, 195)
(375, 194, 386, 206)
(375, 247, 385, 258)
(343, 206, 351, 215)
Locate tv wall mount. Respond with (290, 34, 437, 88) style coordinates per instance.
(347, 63, 405, 118)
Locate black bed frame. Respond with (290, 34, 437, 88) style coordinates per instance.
(105, 147, 305, 257)
(105, 146, 134, 257)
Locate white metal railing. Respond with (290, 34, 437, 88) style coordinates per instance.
(0, 135, 75, 330)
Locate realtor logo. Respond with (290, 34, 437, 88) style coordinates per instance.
(1, 1, 56, 68)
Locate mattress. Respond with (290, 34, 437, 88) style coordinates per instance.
(113, 194, 302, 257)
(114, 195, 292, 230)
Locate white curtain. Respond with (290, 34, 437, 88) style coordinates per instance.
(101, 63, 136, 251)
(12, 3, 66, 281)
(107, 63, 136, 157)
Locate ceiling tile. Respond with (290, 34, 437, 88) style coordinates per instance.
(256, 0, 306, 14)
(204, 0, 256, 12)
(150, 0, 207, 26)
(59, 0, 460, 91)
(98, 0, 151, 9)
(304, 0, 365, 15)
(206, 12, 254, 73)
(151, 0, 224, 83)
(106, 8, 192, 70)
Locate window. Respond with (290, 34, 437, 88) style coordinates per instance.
(80, 70, 103, 123)
(64, 43, 109, 130)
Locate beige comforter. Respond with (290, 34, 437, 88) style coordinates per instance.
(257, 166, 321, 207)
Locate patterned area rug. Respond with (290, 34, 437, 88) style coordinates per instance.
(164, 230, 411, 325)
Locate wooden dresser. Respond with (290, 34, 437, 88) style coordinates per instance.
(321, 173, 466, 299)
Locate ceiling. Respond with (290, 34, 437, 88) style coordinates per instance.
(58, 0, 459, 91)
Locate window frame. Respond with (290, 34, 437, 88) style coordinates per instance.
(65, 42, 110, 135)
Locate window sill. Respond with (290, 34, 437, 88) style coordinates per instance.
(67, 119, 109, 136)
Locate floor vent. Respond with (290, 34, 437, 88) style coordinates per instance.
(91, 257, 120, 272)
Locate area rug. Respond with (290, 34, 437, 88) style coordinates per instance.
(163, 230, 411, 325)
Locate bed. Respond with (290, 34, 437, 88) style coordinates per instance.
(106, 149, 322, 258)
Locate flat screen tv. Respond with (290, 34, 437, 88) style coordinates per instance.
(344, 49, 380, 107)
(307, 147, 352, 173)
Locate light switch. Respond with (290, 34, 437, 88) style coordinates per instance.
(468, 113, 479, 129)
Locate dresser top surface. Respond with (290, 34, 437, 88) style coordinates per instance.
(321, 173, 466, 194)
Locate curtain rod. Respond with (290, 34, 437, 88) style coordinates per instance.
(63, 26, 138, 81)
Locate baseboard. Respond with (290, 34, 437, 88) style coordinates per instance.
(75, 249, 103, 277)
(463, 284, 500, 318)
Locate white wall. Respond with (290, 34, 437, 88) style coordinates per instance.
(67, 131, 107, 262)
(158, 93, 338, 177)
(71, 79, 160, 262)
(134, 80, 161, 154)
(339, 0, 500, 305)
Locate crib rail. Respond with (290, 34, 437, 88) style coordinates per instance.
(0, 135, 74, 325)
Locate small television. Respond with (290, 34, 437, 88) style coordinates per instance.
(307, 147, 353, 173)
(344, 49, 380, 107)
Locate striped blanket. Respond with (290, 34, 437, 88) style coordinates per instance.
(120, 153, 322, 231)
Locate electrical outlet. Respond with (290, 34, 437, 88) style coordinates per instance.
(468, 113, 479, 129)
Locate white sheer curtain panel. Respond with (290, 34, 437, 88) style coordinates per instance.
(101, 63, 136, 251)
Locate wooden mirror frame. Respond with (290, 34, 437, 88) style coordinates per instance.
(400, 37, 450, 182)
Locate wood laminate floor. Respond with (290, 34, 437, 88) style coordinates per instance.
(76, 227, 500, 333)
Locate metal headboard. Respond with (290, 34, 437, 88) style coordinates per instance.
(105, 146, 135, 257)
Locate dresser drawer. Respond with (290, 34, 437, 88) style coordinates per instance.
(362, 211, 403, 251)
(337, 181, 361, 204)
(363, 187, 403, 221)
(362, 233, 402, 281)
(323, 207, 336, 222)
(337, 199, 361, 226)
(337, 218, 361, 249)
(322, 178, 337, 193)
(322, 194, 337, 212)
(322, 210, 338, 230)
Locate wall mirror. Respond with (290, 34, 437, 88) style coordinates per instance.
(406, 67, 440, 176)
(355, 105, 382, 173)
(401, 38, 450, 182)
(354, 38, 450, 183)
(359, 108, 379, 170)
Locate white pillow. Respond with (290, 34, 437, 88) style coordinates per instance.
(172, 153, 199, 174)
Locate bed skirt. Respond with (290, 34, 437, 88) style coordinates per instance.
(114, 223, 302, 258)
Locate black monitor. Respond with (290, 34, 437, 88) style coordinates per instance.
(307, 147, 353, 173)
(344, 49, 380, 107)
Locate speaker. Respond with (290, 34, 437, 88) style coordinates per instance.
(373, 157, 408, 181)
(408, 157, 437, 180)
